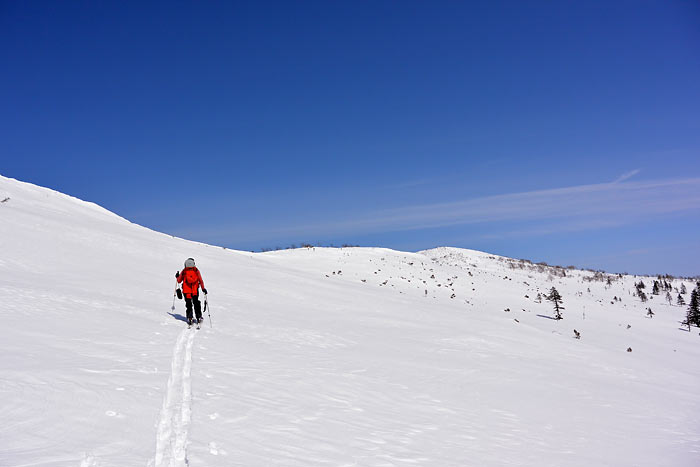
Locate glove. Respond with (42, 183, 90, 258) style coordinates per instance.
(202, 288, 208, 294)
(175, 271, 180, 278)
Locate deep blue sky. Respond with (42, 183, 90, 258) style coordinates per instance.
(2, 1, 699, 276)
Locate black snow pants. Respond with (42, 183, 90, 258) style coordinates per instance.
(185, 295, 202, 322)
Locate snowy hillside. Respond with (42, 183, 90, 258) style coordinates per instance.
(1, 174, 698, 467)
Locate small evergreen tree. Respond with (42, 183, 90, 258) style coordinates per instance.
(638, 290, 648, 303)
(677, 294, 686, 306)
(687, 289, 700, 327)
(637, 280, 646, 290)
(652, 281, 660, 295)
(680, 283, 687, 294)
(546, 287, 564, 320)
(666, 291, 673, 306)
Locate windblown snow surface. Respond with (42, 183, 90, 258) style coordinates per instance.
(0, 174, 698, 467)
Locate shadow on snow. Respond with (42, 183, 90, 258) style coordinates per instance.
(167, 312, 188, 323)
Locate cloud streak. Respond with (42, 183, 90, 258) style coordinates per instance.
(179, 177, 700, 244)
(613, 168, 641, 183)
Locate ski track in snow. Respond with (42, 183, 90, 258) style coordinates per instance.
(152, 328, 196, 467)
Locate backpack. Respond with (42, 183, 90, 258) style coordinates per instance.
(183, 268, 199, 286)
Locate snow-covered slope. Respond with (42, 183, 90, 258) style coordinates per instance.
(1, 174, 698, 467)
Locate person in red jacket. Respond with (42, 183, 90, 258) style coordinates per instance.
(176, 258, 208, 326)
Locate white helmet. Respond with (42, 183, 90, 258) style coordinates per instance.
(184, 258, 196, 268)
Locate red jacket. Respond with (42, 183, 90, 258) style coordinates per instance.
(177, 267, 205, 298)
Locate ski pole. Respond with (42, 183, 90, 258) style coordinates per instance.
(171, 279, 178, 311)
(204, 294, 212, 328)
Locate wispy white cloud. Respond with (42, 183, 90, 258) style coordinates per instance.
(476, 219, 627, 240)
(613, 168, 641, 184)
(179, 177, 700, 244)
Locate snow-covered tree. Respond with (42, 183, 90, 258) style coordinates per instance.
(666, 291, 673, 305)
(677, 294, 685, 306)
(652, 281, 660, 295)
(680, 283, 687, 294)
(546, 287, 564, 320)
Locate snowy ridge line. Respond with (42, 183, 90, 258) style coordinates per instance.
(152, 328, 195, 467)
(0, 173, 130, 222)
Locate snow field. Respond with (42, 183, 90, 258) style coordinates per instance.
(1, 174, 699, 466)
